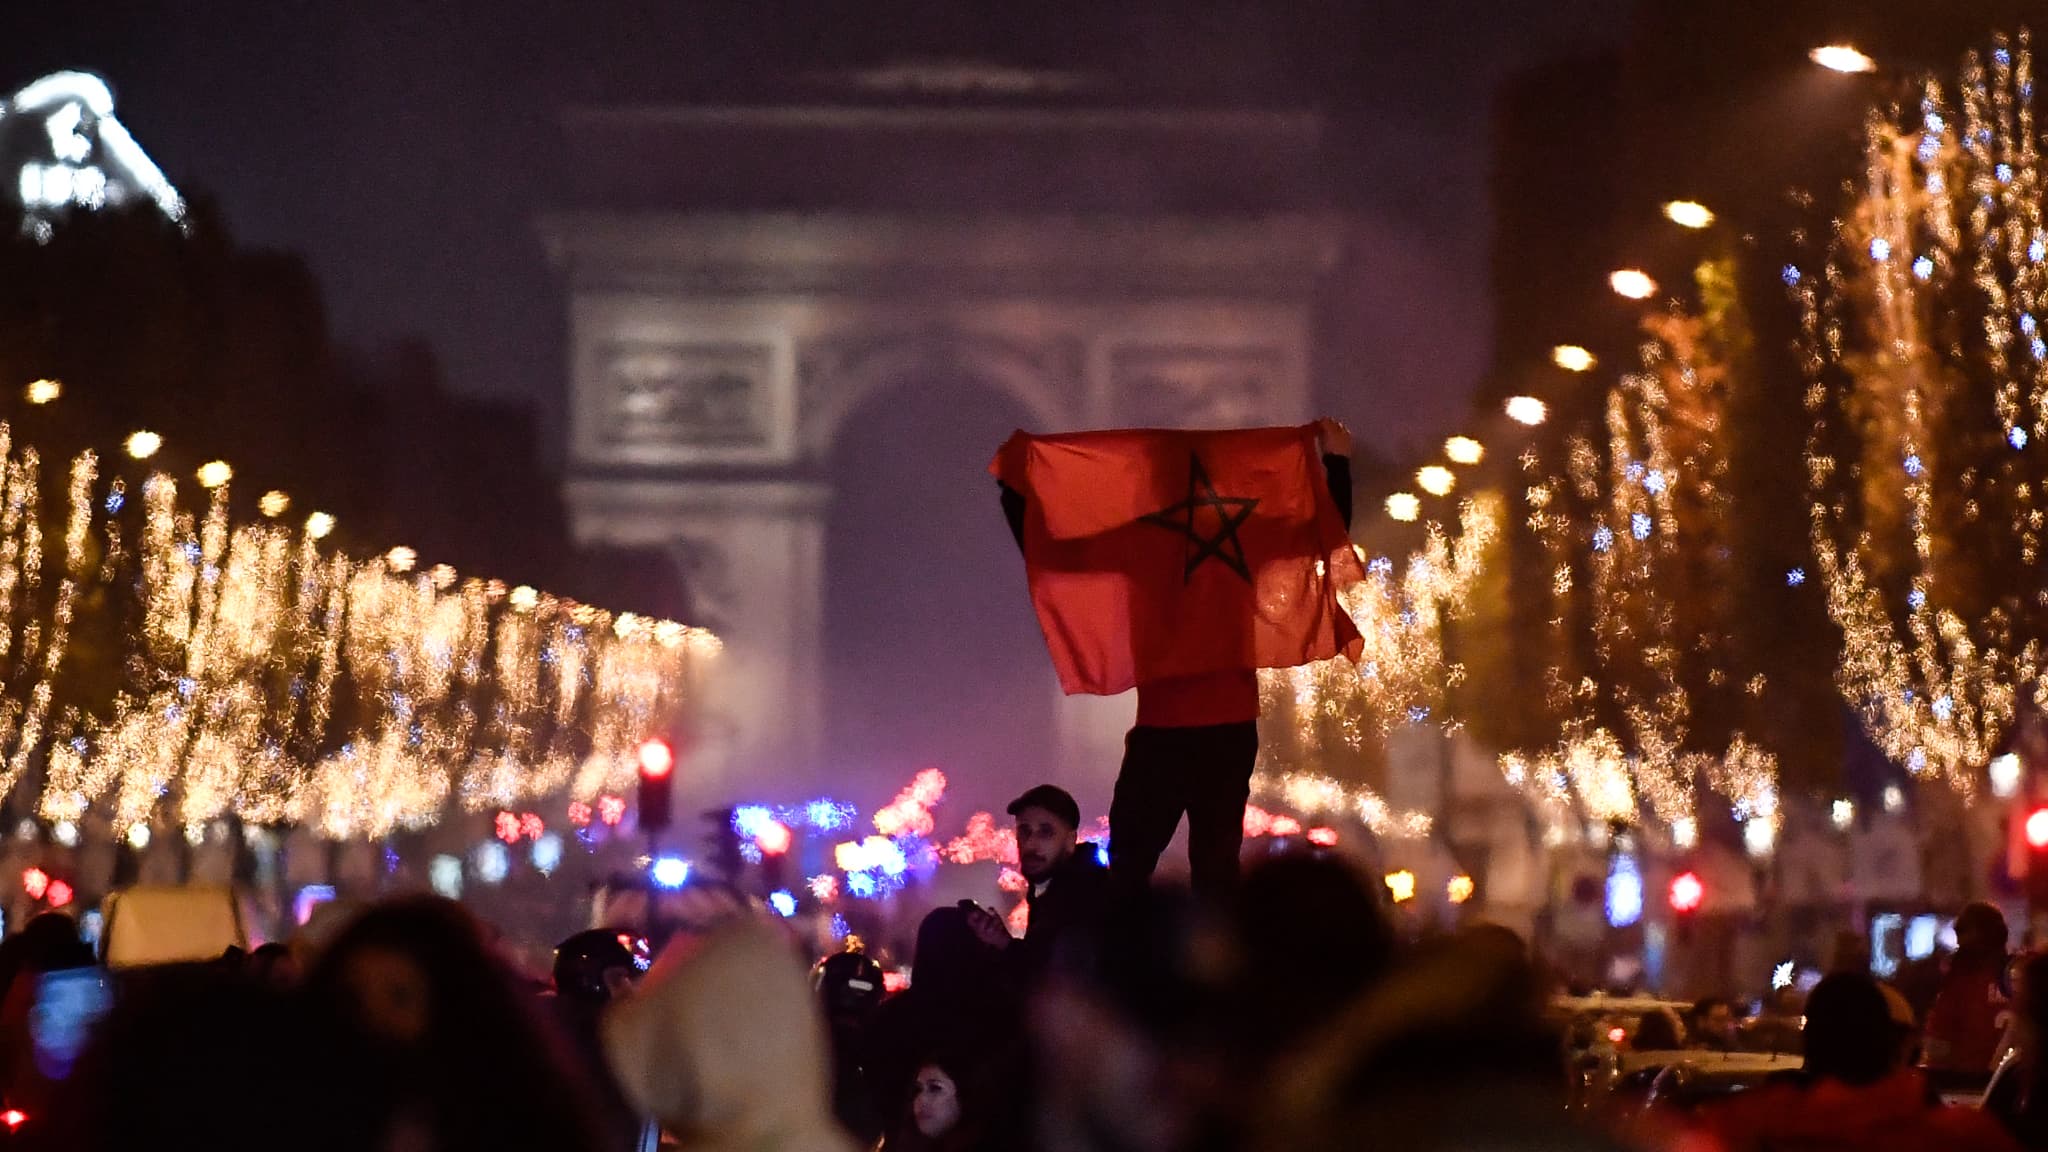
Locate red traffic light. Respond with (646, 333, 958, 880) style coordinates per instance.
(636, 739, 675, 779)
(2026, 807, 2048, 850)
(1669, 871, 1704, 914)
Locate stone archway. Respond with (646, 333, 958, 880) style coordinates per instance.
(822, 373, 1054, 806)
(548, 211, 1337, 802)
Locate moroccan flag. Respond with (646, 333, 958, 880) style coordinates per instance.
(991, 425, 1364, 696)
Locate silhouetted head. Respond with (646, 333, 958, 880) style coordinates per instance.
(1803, 972, 1902, 1085)
(1956, 902, 2010, 963)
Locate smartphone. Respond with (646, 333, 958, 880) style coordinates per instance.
(29, 968, 112, 1082)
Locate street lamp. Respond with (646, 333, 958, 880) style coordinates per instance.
(1663, 200, 1715, 229)
(124, 430, 162, 460)
(258, 490, 290, 518)
(304, 511, 336, 540)
(1810, 44, 1877, 74)
(1384, 492, 1421, 522)
(1505, 396, 1549, 426)
(1416, 465, 1456, 497)
(195, 460, 232, 489)
(1444, 436, 1484, 465)
(1610, 269, 1658, 300)
(1552, 345, 1596, 373)
(23, 379, 60, 405)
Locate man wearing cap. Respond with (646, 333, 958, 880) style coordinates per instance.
(967, 784, 1112, 983)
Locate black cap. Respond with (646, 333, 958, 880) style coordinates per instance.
(1007, 784, 1080, 830)
(553, 929, 637, 1002)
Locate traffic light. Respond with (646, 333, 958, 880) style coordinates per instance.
(636, 738, 675, 837)
(2025, 805, 2048, 913)
(702, 807, 744, 884)
(1669, 871, 1704, 915)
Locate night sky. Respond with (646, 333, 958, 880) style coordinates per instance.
(0, 1, 1632, 461)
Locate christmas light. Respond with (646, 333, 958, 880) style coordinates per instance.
(258, 491, 290, 518)
(1552, 345, 1596, 373)
(1662, 201, 1714, 229)
(1800, 35, 2048, 795)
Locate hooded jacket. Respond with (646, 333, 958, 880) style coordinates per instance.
(603, 919, 856, 1152)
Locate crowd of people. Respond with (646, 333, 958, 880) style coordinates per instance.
(0, 779, 2044, 1150)
(0, 793, 1994, 1148)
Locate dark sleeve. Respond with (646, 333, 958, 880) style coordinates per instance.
(999, 482, 1026, 551)
(1322, 453, 1353, 530)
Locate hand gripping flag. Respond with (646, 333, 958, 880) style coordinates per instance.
(992, 425, 1364, 696)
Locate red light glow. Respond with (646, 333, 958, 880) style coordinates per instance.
(1269, 816, 1302, 838)
(882, 971, 911, 994)
(756, 821, 793, 855)
(873, 768, 948, 838)
(597, 796, 626, 826)
(941, 811, 1018, 866)
(1243, 805, 1275, 837)
(2027, 808, 2048, 850)
(494, 812, 521, 844)
(636, 739, 675, 779)
(519, 813, 545, 842)
(1607, 1026, 1626, 1045)
(1, 1108, 25, 1130)
(46, 880, 73, 908)
(1669, 871, 1704, 914)
(21, 868, 48, 900)
(997, 867, 1028, 894)
(567, 801, 593, 827)
(1306, 827, 1340, 846)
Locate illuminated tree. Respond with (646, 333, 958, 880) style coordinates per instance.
(1254, 497, 1499, 839)
(1499, 280, 1779, 851)
(1801, 31, 2046, 794)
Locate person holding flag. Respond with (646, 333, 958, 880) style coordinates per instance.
(992, 418, 1358, 900)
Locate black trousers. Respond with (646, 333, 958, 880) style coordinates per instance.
(1108, 720, 1260, 900)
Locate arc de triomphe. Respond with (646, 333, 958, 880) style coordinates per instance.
(542, 99, 1345, 797)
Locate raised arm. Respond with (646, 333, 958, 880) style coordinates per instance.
(999, 482, 1026, 551)
(1316, 417, 1354, 530)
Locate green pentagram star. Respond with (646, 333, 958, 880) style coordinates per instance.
(1137, 454, 1259, 582)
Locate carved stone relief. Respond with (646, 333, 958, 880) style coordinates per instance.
(596, 341, 777, 454)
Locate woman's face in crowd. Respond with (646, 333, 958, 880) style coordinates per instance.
(345, 946, 432, 1046)
(912, 1065, 961, 1138)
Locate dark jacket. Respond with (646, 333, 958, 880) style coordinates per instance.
(1015, 847, 1113, 984)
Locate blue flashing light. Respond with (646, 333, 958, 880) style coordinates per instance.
(768, 890, 797, 917)
(651, 856, 691, 889)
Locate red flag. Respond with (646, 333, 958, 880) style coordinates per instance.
(992, 425, 1364, 696)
